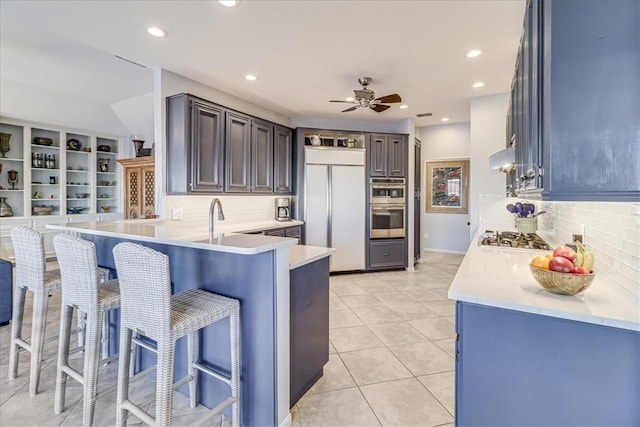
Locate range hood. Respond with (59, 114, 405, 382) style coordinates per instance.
(489, 147, 515, 173)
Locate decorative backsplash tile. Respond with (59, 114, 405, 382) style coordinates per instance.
(541, 201, 640, 298)
(162, 195, 294, 225)
(479, 195, 639, 298)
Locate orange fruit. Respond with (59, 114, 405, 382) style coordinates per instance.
(531, 254, 551, 270)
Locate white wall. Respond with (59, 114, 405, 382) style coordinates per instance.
(0, 80, 133, 136)
(418, 122, 471, 254)
(469, 93, 510, 240)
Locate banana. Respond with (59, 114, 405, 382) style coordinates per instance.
(576, 241, 595, 272)
(574, 250, 584, 267)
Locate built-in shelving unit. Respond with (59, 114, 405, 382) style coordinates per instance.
(0, 118, 125, 259)
(0, 119, 123, 218)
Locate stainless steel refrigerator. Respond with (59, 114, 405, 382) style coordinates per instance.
(304, 147, 365, 272)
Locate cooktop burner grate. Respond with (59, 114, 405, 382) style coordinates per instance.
(480, 230, 551, 250)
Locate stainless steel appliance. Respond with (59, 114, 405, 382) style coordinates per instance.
(275, 197, 291, 221)
(369, 177, 406, 239)
(370, 178, 405, 204)
(370, 204, 406, 238)
(479, 230, 550, 250)
(305, 147, 366, 272)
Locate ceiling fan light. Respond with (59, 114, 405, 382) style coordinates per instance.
(346, 97, 355, 102)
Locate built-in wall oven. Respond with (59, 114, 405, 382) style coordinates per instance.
(370, 178, 406, 238)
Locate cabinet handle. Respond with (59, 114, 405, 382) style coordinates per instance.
(384, 252, 390, 256)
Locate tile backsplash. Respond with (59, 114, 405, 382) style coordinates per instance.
(479, 195, 640, 298)
(540, 201, 640, 298)
(162, 194, 295, 225)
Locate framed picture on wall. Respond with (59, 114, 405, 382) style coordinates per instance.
(425, 159, 469, 214)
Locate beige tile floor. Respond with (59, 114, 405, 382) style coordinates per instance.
(0, 252, 462, 426)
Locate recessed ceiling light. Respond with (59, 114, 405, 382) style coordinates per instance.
(466, 50, 482, 58)
(345, 97, 355, 102)
(245, 74, 257, 81)
(399, 105, 409, 110)
(472, 81, 485, 88)
(147, 27, 168, 38)
(219, 0, 239, 7)
(441, 117, 450, 122)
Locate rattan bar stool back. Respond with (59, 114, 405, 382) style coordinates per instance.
(112, 241, 241, 427)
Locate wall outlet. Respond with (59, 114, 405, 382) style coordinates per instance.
(172, 208, 183, 220)
(572, 234, 583, 243)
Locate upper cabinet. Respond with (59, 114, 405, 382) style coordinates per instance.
(166, 93, 294, 195)
(225, 114, 274, 193)
(274, 125, 293, 193)
(511, 0, 640, 201)
(368, 134, 406, 177)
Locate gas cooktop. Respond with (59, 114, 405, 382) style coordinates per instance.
(479, 230, 551, 250)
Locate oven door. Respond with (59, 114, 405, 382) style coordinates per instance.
(370, 204, 406, 238)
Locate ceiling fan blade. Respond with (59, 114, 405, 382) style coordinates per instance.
(329, 100, 355, 103)
(342, 106, 360, 112)
(375, 93, 402, 104)
(370, 104, 391, 113)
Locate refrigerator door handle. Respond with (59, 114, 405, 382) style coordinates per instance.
(327, 165, 332, 248)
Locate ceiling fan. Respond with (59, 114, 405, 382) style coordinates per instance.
(330, 77, 402, 113)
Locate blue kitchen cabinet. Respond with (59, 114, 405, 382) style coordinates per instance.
(455, 301, 640, 425)
(512, 0, 640, 201)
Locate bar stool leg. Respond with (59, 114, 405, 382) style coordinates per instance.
(29, 289, 49, 396)
(82, 311, 103, 426)
(8, 286, 26, 380)
(187, 331, 198, 409)
(116, 327, 133, 427)
(54, 303, 73, 414)
(230, 310, 240, 427)
(155, 339, 177, 427)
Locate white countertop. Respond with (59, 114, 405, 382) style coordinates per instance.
(47, 219, 302, 255)
(289, 245, 335, 270)
(449, 233, 640, 331)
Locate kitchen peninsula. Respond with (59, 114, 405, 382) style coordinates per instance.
(47, 219, 334, 427)
(449, 235, 640, 426)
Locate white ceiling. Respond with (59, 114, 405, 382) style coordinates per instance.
(0, 0, 526, 127)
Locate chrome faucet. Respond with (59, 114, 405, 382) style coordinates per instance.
(209, 197, 225, 242)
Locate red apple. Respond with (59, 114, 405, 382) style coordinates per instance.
(573, 266, 590, 274)
(549, 256, 575, 273)
(552, 246, 578, 263)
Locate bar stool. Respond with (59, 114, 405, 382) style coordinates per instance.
(112, 242, 241, 427)
(52, 233, 120, 426)
(8, 225, 110, 396)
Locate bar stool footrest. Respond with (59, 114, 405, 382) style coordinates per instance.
(193, 361, 232, 386)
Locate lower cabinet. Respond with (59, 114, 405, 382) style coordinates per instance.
(290, 256, 329, 406)
(368, 239, 406, 270)
(118, 157, 155, 219)
(263, 225, 302, 243)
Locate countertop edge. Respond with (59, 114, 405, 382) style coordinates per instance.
(289, 245, 336, 270)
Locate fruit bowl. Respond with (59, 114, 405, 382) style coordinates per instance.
(529, 264, 596, 295)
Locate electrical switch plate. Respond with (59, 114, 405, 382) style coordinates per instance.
(172, 208, 183, 220)
(424, 233, 430, 239)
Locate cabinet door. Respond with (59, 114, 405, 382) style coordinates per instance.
(225, 112, 252, 192)
(368, 134, 388, 176)
(274, 125, 293, 193)
(124, 167, 142, 219)
(368, 240, 405, 269)
(251, 119, 273, 193)
(191, 101, 224, 192)
(388, 135, 406, 177)
(141, 166, 156, 217)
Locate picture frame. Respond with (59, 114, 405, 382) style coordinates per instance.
(425, 159, 469, 214)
